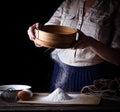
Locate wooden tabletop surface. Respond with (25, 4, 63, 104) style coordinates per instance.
(0, 92, 120, 111)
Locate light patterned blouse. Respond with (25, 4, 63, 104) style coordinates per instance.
(45, 0, 120, 66)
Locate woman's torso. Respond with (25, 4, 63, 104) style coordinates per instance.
(47, 0, 119, 66)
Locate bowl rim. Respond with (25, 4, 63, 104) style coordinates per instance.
(0, 84, 31, 91)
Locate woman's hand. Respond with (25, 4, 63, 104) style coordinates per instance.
(73, 30, 94, 49)
(27, 22, 43, 47)
(73, 30, 120, 65)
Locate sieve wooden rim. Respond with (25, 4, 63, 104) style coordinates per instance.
(34, 38, 74, 48)
(39, 25, 77, 34)
(34, 25, 77, 48)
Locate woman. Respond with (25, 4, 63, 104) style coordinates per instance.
(27, 0, 120, 92)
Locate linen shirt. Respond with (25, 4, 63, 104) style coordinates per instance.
(45, 0, 120, 66)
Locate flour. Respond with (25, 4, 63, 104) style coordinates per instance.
(40, 88, 72, 102)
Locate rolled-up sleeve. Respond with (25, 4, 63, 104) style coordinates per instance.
(45, 1, 66, 25)
(111, 7, 120, 48)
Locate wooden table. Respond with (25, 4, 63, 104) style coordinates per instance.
(0, 96, 120, 111)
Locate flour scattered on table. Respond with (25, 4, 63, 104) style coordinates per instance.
(40, 88, 73, 102)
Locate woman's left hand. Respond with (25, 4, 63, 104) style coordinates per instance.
(72, 30, 94, 49)
(72, 31, 120, 66)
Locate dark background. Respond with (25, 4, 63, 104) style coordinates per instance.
(0, 0, 120, 92)
(0, 0, 64, 92)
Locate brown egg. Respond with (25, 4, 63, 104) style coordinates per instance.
(17, 90, 33, 100)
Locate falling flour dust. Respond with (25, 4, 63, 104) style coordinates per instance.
(39, 88, 75, 102)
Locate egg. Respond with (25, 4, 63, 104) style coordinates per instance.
(17, 89, 33, 100)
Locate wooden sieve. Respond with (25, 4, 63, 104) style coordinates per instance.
(34, 25, 77, 48)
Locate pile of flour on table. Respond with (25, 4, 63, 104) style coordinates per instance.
(40, 88, 72, 102)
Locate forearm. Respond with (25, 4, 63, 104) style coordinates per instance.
(89, 38, 120, 66)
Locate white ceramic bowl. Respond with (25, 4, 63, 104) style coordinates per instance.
(0, 84, 31, 91)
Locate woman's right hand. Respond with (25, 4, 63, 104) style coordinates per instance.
(27, 22, 42, 47)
